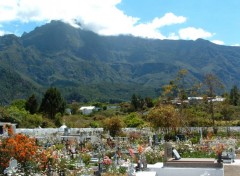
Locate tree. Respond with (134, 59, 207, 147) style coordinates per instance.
(124, 113, 144, 128)
(103, 116, 122, 137)
(161, 80, 176, 102)
(175, 69, 189, 101)
(10, 99, 26, 110)
(161, 69, 191, 104)
(25, 94, 38, 114)
(220, 103, 234, 121)
(203, 73, 224, 127)
(39, 87, 66, 119)
(147, 104, 181, 133)
(131, 94, 144, 110)
(145, 97, 154, 108)
(229, 85, 240, 106)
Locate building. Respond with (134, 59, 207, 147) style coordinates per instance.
(79, 106, 97, 115)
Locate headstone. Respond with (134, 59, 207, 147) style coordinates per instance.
(199, 127, 203, 143)
(172, 148, 181, 160)
(141, 154, 147, 171)
(153, 134, 159, 145)
(175, 136, 180, 143)
(164, 142, 173, 162)
(161, 132, 165, 144)
(4, 158, 21, 175)
(135, 159, 141, 172)
(59, 170, 65, 176)
(128, 163, 135, 176)
(98, 162, 103, 173)
(149, 136, 152, 146)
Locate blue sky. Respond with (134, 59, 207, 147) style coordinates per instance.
(0, 0, 239, 46)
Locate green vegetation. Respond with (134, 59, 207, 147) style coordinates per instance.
(1, 21, 240, 104)
(0, 71, 240, 131)
(1, 22, 240, 129)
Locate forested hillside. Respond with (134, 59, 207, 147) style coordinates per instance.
(1, 20, 240, 104)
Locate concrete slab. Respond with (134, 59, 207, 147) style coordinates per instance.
(224, 159, 240, 176)
(164, 158, 222, 168)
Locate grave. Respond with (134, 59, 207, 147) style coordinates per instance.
(221, 150, 236, 163)
(163, 142, 223, 168)
(4, 158, 21, 175)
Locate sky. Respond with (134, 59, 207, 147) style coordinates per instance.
(0, 0, 240, 46)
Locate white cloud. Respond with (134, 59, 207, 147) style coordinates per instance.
(129, 13, 186, 39)
(0, 30, 5, 36)
(211, 40, 224, 45)
(231, 43, 240, 46)
(167, 33, 180, 40)
(0, 0, 188, 39)
(178, 27, 213, 40)
(0, 0, 18, 22)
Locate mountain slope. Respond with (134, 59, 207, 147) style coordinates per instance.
(1, 20, 240, 103)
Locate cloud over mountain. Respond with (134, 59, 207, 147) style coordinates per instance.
(0, 0, 215, 41)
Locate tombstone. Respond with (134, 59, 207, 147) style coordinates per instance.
(164, 142, 173, 162)
(47, 163, 53, 175)
(4, 158, 21, 175)
(64, 128, 70, 136)
(199, 127, 203, 143)
(149, 136, 153, 146)
(160, 132, 165, 144)
(141, 154, 147, 171)
(135, 159, 141, 172)
(113, 152, 118, 166)
(153, 134, 159, 145)
(75, 156, 85, 169)
(98, 162, 103, 173)
(0, 125, 3, 134)
(128, 163, 136, 176)
(59, 170, 65, 176)
(175, 136, 180, 143)
(172, 148, 181, 160)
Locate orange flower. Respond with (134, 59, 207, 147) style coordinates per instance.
(137, 145, 144, 154)
(212, 143, 225, 155)
(0, 133, 47, 171)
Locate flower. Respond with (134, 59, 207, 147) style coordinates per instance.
(212, 143, 225, 155)
(103, 156, 112, 165)
(137, 145, 143, 154)
(128, 148, 135, 158)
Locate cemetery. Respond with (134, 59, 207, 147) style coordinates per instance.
(0, 123, 240, 176)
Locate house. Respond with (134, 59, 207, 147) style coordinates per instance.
(210, 96, 225, 102)
(79, 106, 97, 115)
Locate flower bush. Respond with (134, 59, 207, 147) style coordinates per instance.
(0, 133, 47, 173)
(144, 148, 164, 164)
(212, 143, 225, 155)
(102, 155, 112, 171)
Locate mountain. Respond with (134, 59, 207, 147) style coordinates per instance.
(1, 20, 240, 104)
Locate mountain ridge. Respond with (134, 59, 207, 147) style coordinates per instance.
(1, 20, 240, 103)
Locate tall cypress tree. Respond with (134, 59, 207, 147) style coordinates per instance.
(39, 87, 66, 119)
(229, 85, 240, 106)
(25, 94, 38, 114)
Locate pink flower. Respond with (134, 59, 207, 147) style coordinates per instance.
(103, 156, 112, 165)
(129, 148, 135, 157)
